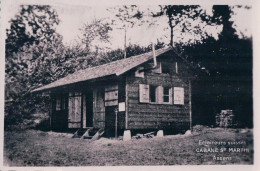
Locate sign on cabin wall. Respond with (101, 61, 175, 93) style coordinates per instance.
(105, 84, 118, 106)
(174, 87, 184, 105)
(118, 102, 125, 112)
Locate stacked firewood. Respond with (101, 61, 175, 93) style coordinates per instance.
(215, 110, 235, 128)
(132, 132, 155, 139)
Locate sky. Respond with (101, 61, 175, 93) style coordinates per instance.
(3, 3, 252, 50)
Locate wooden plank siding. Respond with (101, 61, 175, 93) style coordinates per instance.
(125, 55, 191, 131)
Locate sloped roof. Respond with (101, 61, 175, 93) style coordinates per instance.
(32, 47, 173, 92)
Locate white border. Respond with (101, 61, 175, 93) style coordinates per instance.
(0, 0, 259, 171)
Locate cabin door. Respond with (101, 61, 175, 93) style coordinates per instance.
(53, 95, 68, 131)
(85, 90, 93, 127)
(105, 106, 117, 136)
(68, 92, 82, 128)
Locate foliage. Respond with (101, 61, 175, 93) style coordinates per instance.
(176, 5, 253, 127)
(108, 5, 143, 28)
(6, 5, 59, 56)
(79, 19, 112, 53)
(149, 5, 215, 46)
(5, 5, 61, 129)
(83, 40, 165, 67)
(157, 6, 201, 46)
(5, 5, 61, 98)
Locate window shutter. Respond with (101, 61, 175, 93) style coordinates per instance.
(139, 84, 150, 102)
(175, 62, 178, 74)
(174, 87, 184, 105)
(169, 88, 173, 104)
(156, 86, 163, 103)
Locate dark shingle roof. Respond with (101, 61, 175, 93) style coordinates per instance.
(32, 47, 172, 92)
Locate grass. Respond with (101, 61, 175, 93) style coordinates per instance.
(4, 126, 253, 166)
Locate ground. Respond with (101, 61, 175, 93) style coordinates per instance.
(4, 126, 253, 166)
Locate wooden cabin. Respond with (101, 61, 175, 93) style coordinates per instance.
(32, 47, 194, 135)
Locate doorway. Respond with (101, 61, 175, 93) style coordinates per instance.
(85, 90, 93, 127)
(105, 106, 117, 136)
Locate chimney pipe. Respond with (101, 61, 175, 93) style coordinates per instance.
(152, 42, 157, 68)
(124, 26, 127, 59)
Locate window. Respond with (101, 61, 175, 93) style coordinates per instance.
(161, 62, 170, 74)
(163, 87, 170, 103)
(150, 85, 156, 102)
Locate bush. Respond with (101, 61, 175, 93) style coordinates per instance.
(4, 94, 50, 131)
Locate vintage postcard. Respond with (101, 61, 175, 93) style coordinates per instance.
(0, 0, 258, 170)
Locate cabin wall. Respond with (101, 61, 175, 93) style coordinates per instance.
(126, 56, 191, 131)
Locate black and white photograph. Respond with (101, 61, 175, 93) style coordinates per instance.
(0, 0, 257, 169)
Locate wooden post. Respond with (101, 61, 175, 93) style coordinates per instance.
(189, 80, 192, 132)
(81, 93, 83, 129)
(115, 108, 118, 138)
(49, 94, 52, 131)
(125, 77, 128, 129)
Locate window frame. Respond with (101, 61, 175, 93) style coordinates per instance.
(163, 87, 170, 103)
(161, 86, 172, 104)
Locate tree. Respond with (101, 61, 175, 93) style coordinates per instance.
(6, 5, 60, 56)
(111, 5, 216, 46)
(108, 6, 144, 57)
(176, 5, 253, 127)
(5, 5, 61, 98)
(79, 19, 112, 53)
(5, 5, 62, 129)
(151, 5, 213, 46)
